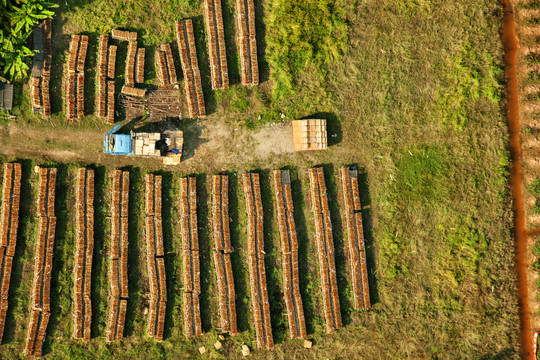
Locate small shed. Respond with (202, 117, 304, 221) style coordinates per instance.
(292, 119, 328, 151)
(0, 82, 14, 111)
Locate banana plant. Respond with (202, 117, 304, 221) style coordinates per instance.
(10, 0, 57, 35)
(0, 0, 57, 83)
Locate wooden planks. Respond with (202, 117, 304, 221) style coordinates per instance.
(25, 167, 56, 357)
(292, 119, 328, 151)
(111, 29, 137, 42)
(340, 167, 370, 310)
(0, 163, 22, 342)
(236, 0, 258, 85)
(273, 170, 307, 339)
(308, 167, 342, 334)
(242, 173, 273, 349)
(212, 175, 238, 335)
(204, 0, 229, 89)
(125, 41, 137, 87)
(73, 169, 94, 341)
(155, 43, 178, 88)
(66, 35, 88, 120)
(180, 177, 203, 337)
(96, 34, 117, 123)
(175, 20, 206, 118)
(145, 174, 167, 342)
(136, 47, 145, 84)
(30, 19, 52, 116)
(106, 170, 129, 342)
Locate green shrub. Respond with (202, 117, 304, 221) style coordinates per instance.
(266, 0, 349, 100)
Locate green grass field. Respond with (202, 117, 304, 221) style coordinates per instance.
(0, 0, 521, 359)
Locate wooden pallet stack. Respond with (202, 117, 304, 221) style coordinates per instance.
(236, 0, 258, 85)
(155, 43, 177, 88)
(175, 20, 206, 118)
(273, 170, 307, 339)
(111, 29, 138, 42)
(108, 45, 117, 80)
(308, 167, 342, 334)
(339, 167, 370, 310)
(136, 47, 145, 84)
(211, 175, 238, 335)
(145, 174, 167, 342)
(30, 19, 52, 116)
(97, 34, 118, 123)
(292, 119, 328, 151)
(179, 177, 203, 337)
(242, 173, 274, 349)
(73, 169, 95, 341)
(155, 49, 170, 88)
(25, 167, 57, 357)
(66, 35, 89, 120)
(204, 0, 229, 89)
(125, 41, 137, 87)
(0, 163, 22, 342)
(106, 170, 129, 342)
(96, 34, 109, 119)
(121, 85, 146, 98)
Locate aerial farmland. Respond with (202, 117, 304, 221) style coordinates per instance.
(0, 0, 526, 359)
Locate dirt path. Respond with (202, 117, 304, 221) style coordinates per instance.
(502, 0, 534, 358)
(0, 120, 300, 172)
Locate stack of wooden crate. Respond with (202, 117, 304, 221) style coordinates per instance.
(0, 163, 22, 342)
(180, 177, 203, 337)
(30, 19, 52, 116)
(66, 35, 88, 120)
(243, 173, 274, 349)
(136, 47, 145, 84)
(339, 167, 371, 310)
(236, 0, 259, 85)
(25, 167, 57, 357)
(308, 167, 342, 334)
(273, 169, 307, 339)
(292, 119, 328, 151)
(176, 20, 206, 118)
(145, 174, 167, 342)
(106, 170, 129, 342)
(212, 175, 238, 335)
(204, 0, 229, 89)
(73, 169, 95, 341)
(111, 29, 138, 41)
